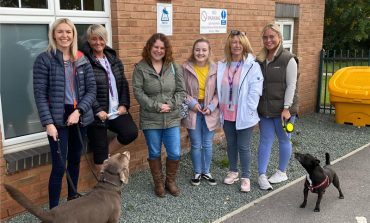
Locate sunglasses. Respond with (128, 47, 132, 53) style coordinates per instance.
(229, 30, 246, 36)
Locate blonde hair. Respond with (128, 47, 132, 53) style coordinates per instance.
(188, 37, 213, 64)
(224, 32, 254, 64)
(86, 24, 108, 43)
(256, 22, 282, 62)
(47, 18, 78, 60)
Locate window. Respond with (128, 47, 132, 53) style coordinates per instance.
(0, 0, 48, 8)
(275, 19, 294, 53)
(0, 1, 111, 154)
(0, 23, 48, 140)
(59, 0, 104, 11)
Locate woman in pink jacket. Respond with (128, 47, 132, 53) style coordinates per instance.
(182, 37, 220, 186)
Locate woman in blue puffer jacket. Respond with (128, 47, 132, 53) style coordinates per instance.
(33, 18, 96, 209)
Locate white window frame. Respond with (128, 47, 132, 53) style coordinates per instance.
(0, 16, 52, 154)
(0, 0, 54, 15)
(67, 17, 113, 47)
(275, 19, 294, 53)
(55, 1, 110, 18)
(1, 1, 111, 154)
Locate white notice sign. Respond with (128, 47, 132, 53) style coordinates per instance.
(157, 3, 173, 36)
(200, 8, 227, 34)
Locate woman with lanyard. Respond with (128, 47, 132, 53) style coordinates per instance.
(33, 18, 96, 208)
(216, 30, 264, 192)
(81, 24, 138, 173)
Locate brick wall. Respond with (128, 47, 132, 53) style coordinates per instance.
(1, 0, 325, 219)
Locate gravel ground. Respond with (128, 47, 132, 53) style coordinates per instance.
(5, 113, 370, 223)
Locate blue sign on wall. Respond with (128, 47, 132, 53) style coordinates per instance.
(221, 10, 227, 25)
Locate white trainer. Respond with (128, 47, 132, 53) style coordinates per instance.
(240, 178, 250, 192)
(268, 170, 288, 184)
(258, 174, 273, 190)
(223, 171, 239, 185)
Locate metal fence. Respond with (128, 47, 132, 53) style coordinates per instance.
(316, 49, 370, 113)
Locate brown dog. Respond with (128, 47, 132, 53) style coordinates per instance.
(4, 151, 130, 223)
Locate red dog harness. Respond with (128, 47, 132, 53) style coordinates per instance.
(306, 175, 330, 193)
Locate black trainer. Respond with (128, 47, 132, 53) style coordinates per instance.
(190, 174, 201, 186)
(202, 173, 217, 186)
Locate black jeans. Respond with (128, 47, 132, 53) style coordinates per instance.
(47, 104, 86, 209)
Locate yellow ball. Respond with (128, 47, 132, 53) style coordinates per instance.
(286, 123, 294, 132)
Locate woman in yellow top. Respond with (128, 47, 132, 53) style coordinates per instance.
(182, 38, 220, 186)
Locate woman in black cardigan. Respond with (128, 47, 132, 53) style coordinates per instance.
(81, 24, 138, 172)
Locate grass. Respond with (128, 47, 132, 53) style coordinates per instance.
(322, 60, 368, 73)
(214, 157, 229, 169)
(320, 75, 332, 106)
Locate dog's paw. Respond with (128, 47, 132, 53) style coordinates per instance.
(339, 195, 344, 199)
(299, 203, 306, 208)
(314, 208, 320, 212)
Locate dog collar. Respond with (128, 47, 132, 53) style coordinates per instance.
(100, 171, 122, 188)
(306, 175, 330, 192)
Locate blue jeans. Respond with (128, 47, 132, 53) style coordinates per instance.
(48, 124, 86, 209)
(187, 112, 215, 174)
(143, 127, 181, 161)
(258, 116, 295, 175)
(223, 120, 254, 178)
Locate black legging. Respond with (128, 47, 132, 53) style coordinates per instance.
(87, 113, 138, 164)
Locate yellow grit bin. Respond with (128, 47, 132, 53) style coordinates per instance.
(329, 66, 370, 127)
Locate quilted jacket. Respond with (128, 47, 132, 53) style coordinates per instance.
(80, 43, 130, 125)
(33, 49, 96, 127)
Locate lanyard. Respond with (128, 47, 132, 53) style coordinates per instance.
(103, 57, 115, 98)
(97, 56, 114, 98)
(227, 61, 242, 103)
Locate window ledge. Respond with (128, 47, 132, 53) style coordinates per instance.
(4, 145, 51, 174)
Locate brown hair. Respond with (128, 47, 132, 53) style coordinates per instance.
(142, 33, 173, 66)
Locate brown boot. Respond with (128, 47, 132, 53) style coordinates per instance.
(165, 158, 180, 196)
(148, 158, 165, 197)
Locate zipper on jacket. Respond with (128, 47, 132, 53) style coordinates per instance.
(74, 62, 82, 125)
(264, 62, 269, 116)
(238, 64, 253, 95)
(62, 60, 67, 127)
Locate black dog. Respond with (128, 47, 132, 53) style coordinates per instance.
(294, 152, 344, 212)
